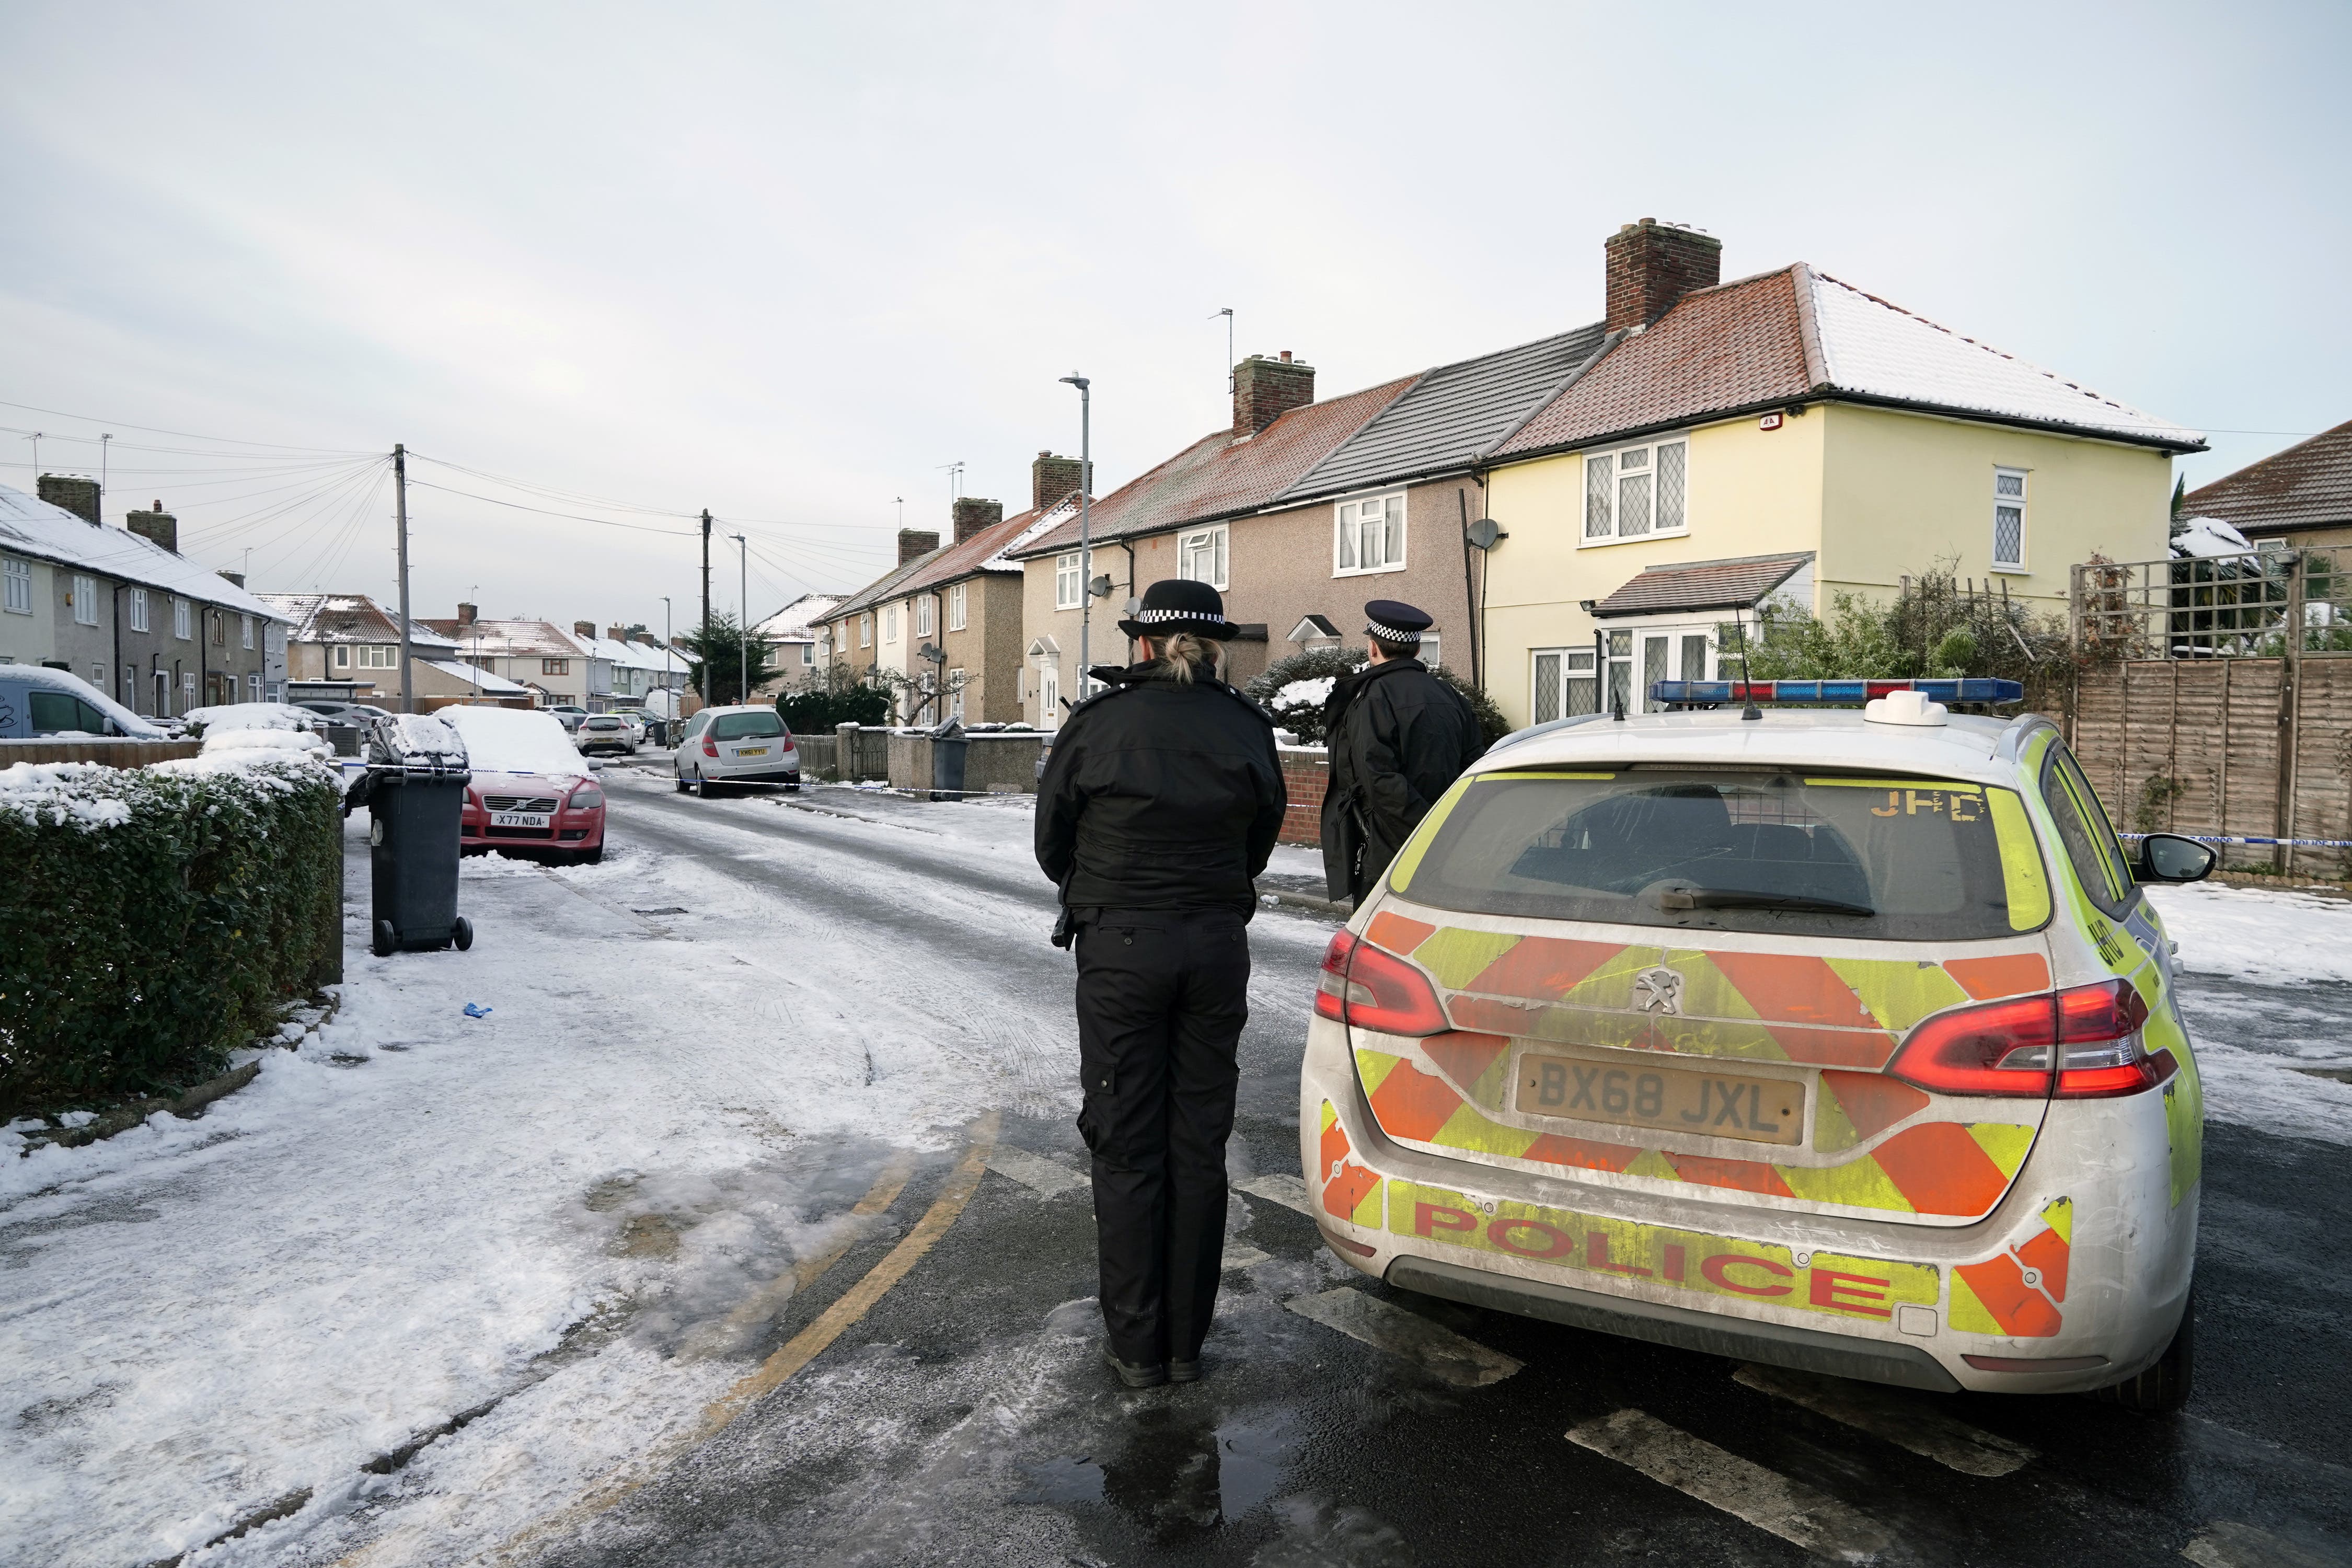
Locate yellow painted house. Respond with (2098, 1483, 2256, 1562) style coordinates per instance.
(1477, 222, 2204, 726)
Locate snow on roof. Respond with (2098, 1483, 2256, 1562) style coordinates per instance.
(753, 593, 845, 640)
(1806, 272, 2203, 449)
(414, 619, 585, 659)
(256, 593, 460, 650)
(0, 663, 169, 738)
(423, 659, 530, 694)
(0, 483, 288, 620)
(438, 704, 587, 778)
(574, 635, 676, 672)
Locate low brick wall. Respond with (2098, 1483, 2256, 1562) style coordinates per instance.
(1278, 745, 1328, 847)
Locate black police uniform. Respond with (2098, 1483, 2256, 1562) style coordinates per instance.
(1320, 600, 1486, 904)
(1035, 585, 1286, 1379)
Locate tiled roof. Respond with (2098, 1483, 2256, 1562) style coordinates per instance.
(1589, 551, 1814, 618)
(1498, 265, 2201, 457)
(1281, 325, 1611, 502)
(413, 618, 585, 659)
(889, 504, 1063, 598)
(257, 593, 460, 650)
(0, 483, 288, 620)
(827, 551, 943, 621)
(2181, 419, 2352, 535)
(1006, 377, 1415, 559)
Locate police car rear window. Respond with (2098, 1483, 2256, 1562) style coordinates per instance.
(1392, 768, 2043, 940)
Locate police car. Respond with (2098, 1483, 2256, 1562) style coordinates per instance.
(1299, 679, 2212, 1411)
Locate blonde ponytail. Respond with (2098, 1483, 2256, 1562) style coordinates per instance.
(1143, 632, 1219, 684)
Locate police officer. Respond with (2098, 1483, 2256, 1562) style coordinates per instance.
(1321, 599, 1485, 904)
(1035, 580, 1287, 1390)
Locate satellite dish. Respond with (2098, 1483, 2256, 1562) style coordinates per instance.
(1124, 595, 1143, 615)
(1466, 518, 1503, 551)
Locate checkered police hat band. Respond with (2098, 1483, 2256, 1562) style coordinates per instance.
(1366, 617, 1422, 641)
(1134, 607, 1231, 627)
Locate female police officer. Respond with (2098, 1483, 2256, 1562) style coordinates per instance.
(1035, 579, 1287, 1389)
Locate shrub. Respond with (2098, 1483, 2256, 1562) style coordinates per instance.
(1246, 649, 1512, 747)
(777, 668, 894, 731)
(0, 754, 342, 1118)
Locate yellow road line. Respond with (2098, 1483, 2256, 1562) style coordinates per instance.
(699, 1111, 999, 1435)
(676, 1154, 914, 1362)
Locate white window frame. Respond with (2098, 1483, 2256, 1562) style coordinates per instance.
(916, 595, 934, 638)
(174, 597, 191, 640)
(247, 673, 261, 700)
(1992, 467, 2028, 571)
(949, 668, 965, 720)
(358, 644, 397, 670)
(1177, 524, 1229, 590)
(3, 557, 31, 615)
(1333, 491, 1407, 576)
(335, 644, 351, 668)
(1419, 634, 1440, 671)
(129, 587, 148, 630)
(1580, 434, 1691, 545)
(859, 613, 872, 648)
(1055, 552, 1082, 610)
(1040, 661, 1060, 725)
(800, 642, 814, 666)
(72, 574, 99, 626)
(884, 604, 898, 642)
(240, 614, 253, 649)
(948, 581, 967, 631)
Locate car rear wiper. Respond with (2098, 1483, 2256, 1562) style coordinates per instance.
(1657, 887, 1876, 916)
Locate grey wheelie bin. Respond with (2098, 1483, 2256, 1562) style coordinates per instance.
(929, 715, 969, 802)
(359, 714, 475, 957)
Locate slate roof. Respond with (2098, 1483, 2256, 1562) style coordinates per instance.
(1498, 266, 2202, 458)
(2180, 419, 2352, 536)
(413, 618, 586, 660)
(752, 593, 846, 642)
(1280, 325, 1611, 502)
(1006, 378, 1415, 559)
(257, 593, 461, 650)
(1589, 552, 1815, 618)
(0, 482, 287, 620)
(826, 551, 944, 622)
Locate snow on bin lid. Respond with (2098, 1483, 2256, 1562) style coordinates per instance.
(368, 712, 468, 767)
(437, 705, 585, 777)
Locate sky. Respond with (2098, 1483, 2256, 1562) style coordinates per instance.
(1, 1, 2344, 635)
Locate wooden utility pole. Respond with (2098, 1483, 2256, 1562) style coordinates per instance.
(699, 509, 713, 708)
(394, 443, 413, 714)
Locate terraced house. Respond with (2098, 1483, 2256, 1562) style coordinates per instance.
(1479, 220, 2203, 724)
(1, 480, 284, 714)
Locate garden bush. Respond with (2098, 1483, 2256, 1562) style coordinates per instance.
(1246, 648, 1511, 747)
(0, 753, 341, 1118)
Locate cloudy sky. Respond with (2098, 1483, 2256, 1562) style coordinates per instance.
(1, 1, 2343, 633)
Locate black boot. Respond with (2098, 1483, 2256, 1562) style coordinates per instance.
(1103, 1345, 1168, 1389)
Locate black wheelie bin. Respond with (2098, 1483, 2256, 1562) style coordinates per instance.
(359, 713, 475, 957)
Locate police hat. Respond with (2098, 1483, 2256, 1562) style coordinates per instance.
(1365, 599, 1433, 642)
(1119, 579, 1239, 640)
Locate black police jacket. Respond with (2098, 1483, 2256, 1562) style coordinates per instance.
(1319, 657, 1485, 901)
(1036, 661, 1287, 912)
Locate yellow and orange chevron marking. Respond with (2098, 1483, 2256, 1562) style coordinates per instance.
(1953, 1196, 2069, 1338)
(1354, 1044, 2035, 1220)
(1317, 1101, 1383, 1229)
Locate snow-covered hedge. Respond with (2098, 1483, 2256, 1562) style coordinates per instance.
(0, 752, 342, 1117)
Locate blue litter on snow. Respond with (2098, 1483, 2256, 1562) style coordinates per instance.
(463, 1003, 493, 1019)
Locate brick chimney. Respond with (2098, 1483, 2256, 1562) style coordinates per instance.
(1233, 351, 1314, 437)
(218, 570, 246, 588)
(573, 620, 596, 640)
(898, 528, 940, 566)
(1032, 451, 1083, 511)
(606, 624, 627, 642)
(457, 601, 478, 628)
(37, 475, 99, 526)
(952, 497, 1004, 544)
(1604, 218, 1722, 332)
(126, 500, 178, 554)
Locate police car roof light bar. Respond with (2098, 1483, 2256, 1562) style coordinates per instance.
(1651, 678, 2026, 706)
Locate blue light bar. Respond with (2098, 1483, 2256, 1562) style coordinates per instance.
(1651, 678, 2026, 705)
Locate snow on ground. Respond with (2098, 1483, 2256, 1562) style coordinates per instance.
(2144, 881, 2352, 987)
(0, 793, 1083, 1568)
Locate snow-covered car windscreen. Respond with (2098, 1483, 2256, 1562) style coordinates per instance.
(710, 712, 785, 740)
(439, 706, 587, 776)
(1397, 768, 2040, 941)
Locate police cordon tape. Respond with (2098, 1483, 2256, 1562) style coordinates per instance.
(2119, 832, 2352, 848)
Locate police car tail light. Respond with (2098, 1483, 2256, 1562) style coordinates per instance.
(1888, 980, 2158, 1099)
(1313, 930, 1448, 1036)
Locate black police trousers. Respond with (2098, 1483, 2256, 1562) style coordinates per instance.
(1071, 906, 1250, 1367)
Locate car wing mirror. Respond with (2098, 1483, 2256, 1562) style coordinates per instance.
(2137, 832, 2217, 884)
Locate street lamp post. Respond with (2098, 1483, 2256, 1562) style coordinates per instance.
(1058, 372, 1092, 704)
(661, 595, 674, 721)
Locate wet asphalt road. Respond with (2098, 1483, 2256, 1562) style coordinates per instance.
(538, 765, 2352, 1568)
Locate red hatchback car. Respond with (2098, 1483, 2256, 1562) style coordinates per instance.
(441, 706, 608, 864)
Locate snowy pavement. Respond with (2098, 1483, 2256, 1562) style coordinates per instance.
(2, 773, 2350, 1567)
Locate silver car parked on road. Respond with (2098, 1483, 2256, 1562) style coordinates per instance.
(674, 706, 800, 795)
